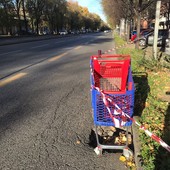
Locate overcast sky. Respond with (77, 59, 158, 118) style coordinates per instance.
(72, 0, 106, 22)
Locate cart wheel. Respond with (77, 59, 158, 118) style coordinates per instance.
(94, 146, 103, 156)
(123, 147, 133, 160)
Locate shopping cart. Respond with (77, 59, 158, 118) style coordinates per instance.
(90, 52, 135, 156)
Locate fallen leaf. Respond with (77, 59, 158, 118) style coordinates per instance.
(127, 161, 133, 167)
(121, 136, 127, 143)
(144, 124, 149, 129)
(76, 140, 81, 144)
(119, 156, 126, 162)
(115, 137, 120, 144)
(145, 102, 150, 107)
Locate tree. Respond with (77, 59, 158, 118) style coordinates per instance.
(0, 0, 104, 35)
(13, 0, 22, 32)
(26, 0, 45, 34)
(67, 0, 103, 31)
(22, 0, 28, 32)
(159, 1, 170, 29)
(102, 0, 156, 48)
(127, 0, 155, 48)
(0, 0, 16, 35)
(43, 0, 67, 34)
(67, 1, 84, 31)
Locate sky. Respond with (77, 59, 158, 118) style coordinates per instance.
(72, 0, 106, 22)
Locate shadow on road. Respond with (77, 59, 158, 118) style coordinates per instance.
(154, 103, 170, 170)
(88, 38, 113, 45)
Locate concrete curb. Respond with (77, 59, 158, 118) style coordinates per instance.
(132, 116, 143, 170)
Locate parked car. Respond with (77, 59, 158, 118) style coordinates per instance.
(131, 29, 153, 42)
(140, 29, 153, 36)
(138, 29, 154, 46)
(135, 29, 169, 47)
(147, 29, 168, 46)
(104, 30, 109, 33)
(59, 30, 68, 35)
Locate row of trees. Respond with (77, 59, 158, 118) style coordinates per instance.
(0, 0, 107, 35)
(102, 0, 170, 48)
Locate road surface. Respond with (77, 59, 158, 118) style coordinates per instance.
(0, 33, 128, 170)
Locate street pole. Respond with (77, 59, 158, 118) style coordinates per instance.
(153, 1, 161, 60)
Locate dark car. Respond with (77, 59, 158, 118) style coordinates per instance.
(140, 29, 153, 36)
(138, 29, 154, 46)
(147, 29, 168, 46)
(135, 29, 168, 47)
(131, 29, 153, 42)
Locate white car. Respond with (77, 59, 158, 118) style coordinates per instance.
(59, 31, 68, 35)
(104, 30, 109, 33)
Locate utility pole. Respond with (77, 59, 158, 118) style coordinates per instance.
(153, 1, 161, 60)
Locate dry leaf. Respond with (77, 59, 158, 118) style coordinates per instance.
(145, 102, 149, 107)
(119, 156, 126, 162)
(128, 134, 132, 144)
(144, 124, 149, 129)
(122, 136, 127, 142)
(127, 161, 133, 167)
(115, 137, 120, 144)
(110, 126, 116, 132)
(76, 140, 81, 144)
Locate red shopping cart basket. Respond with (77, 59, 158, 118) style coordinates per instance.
(91, 54, 130, 93)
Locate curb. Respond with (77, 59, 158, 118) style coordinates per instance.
(115, 43, 128, 50)
(132, 116, 143, 170)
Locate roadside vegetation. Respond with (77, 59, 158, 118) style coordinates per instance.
(114, 34, 170, 170)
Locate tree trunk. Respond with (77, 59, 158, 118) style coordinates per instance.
(1, 27, 4, 35)
(135, 0, 143, 49)
(31, 18, 34, 33)
(124, 18, 127, 38)
(135, 11, 141, 49)
(127, 22, 130, 42)
(168, 0, 170, 29)
(17, 11, 22, 32)
(22, 0, 28, 32)
(36, 19, 39, 35)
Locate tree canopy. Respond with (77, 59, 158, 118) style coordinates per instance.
(0, 0, 107, 35)
(101, 0, 156, 28)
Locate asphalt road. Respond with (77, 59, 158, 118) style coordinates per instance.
(0, 33, 128, 170)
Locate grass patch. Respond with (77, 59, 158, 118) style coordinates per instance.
(114, 34, 170, 170)
(114, 33, 126, 47)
